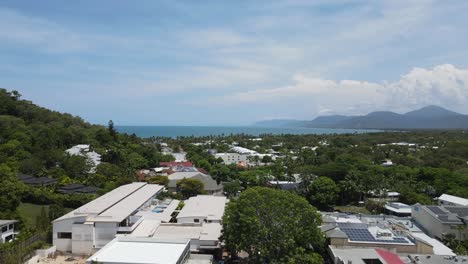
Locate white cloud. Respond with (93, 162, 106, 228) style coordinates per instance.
(213, 64, 468, 116)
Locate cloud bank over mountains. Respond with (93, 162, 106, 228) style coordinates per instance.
(215, 64, 468, 118)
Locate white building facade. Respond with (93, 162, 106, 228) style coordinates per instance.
(52, 182, 164, 255)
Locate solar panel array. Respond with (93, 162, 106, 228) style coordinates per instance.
(426, 206, 447, 215)
(341, 228, 409, 244)
(445, 207, 468, 217)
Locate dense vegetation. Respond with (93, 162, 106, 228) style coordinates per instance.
(0, 89, 173, 229)
(222, 187, 324, 264)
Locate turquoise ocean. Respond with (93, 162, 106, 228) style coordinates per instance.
(115, 126, 381, 138)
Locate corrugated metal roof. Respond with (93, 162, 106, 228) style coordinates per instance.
(53, 182, 162, 222)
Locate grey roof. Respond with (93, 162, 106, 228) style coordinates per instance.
(168, 172, 222, 191)
(425, 205, 465, 224)
(326, 229, 348, 238)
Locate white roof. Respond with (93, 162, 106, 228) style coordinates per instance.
(54, 183, 163, 222)
(130, 219, 161, 237)
(384, 202, 411, 214)
(177, 195, 227, 221)
(438, 194, 468, 206)
(154, 224, 203, 240)
(152, 223, 222, 242)
(411, 232, 455, 256)
(95, 184, 163, 222)
(136, 199, 180, 223)
(87, 237, 189, 264)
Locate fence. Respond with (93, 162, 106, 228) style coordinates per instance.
(0, 232, 48, 264)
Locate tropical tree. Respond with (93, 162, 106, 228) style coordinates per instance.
(222, 187, 324, 263)
(176, 178, 205, 198)
(308, 176, 338, 210)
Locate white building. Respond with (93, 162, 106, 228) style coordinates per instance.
(214, 153, 248, 165)
(86, 237, 213, 264)
(177, 195, 227, 224)
(0, 220, 18, 243)
(65, 144, 102, 173)
(52, 182, 164, 255)
(384, 202, 412, 217)
(438, 194, 468, 206)
(412, 204, 468, 240)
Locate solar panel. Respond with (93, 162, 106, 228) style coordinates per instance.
(445, 207, 468, 217)
(426, 206, 447, 215)
(341, 228, 409, 244)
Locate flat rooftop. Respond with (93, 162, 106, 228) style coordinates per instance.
(151, 223, 222, 242)
(177, 195, 227, 221)
(438, 194, 468, 206)
(54, 182, 163, 223)
(87, 237, 189, 264)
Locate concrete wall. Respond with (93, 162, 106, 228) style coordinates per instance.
(53, 216, 86, 252)
(94, 222, 119, 249)
(177, 216, 207, 224)
(72, 223, 94, 255)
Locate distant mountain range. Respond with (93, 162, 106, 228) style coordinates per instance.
(253, 106, 468, 129)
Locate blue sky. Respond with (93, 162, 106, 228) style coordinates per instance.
(2, 0, 468, 125)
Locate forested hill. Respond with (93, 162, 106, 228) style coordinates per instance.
(253, 106, 468, 129)
(0, 88, 173, 218)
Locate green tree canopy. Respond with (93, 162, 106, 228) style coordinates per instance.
(176, 178, 205, 198)
(222, 187, 324, 263)
(308, 176, 338, 210)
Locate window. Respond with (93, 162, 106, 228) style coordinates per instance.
(194, 219, 199, 223)
(8, 224, 13, 230)
(1, 226, 7, 233)
(57, 232, 72, 239)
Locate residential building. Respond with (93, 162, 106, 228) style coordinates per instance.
(168, 172, 223, 194)
(267, 180, 298, 191)
(18, 173, 57, 187)
(321, 212, 454, 256)
(412, 204, 468, 240)
(214, 153, 248, 165)
(160, 161, 193, 167)
(86, 237, 213, 264)
(438, 194, 468, 206)
(177, 195, 227, 224)
(328, 246, 404, 264)
(384, 202, 412, 217)
(52, 182, 164, 255)
(58, 184, 99, 194)
(65, 144, 101, 173)
(0, 220, 18, 243)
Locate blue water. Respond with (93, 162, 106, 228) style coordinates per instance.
(116, 126, 381, 138)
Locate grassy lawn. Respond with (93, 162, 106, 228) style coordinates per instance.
(17, 203, 75, 229)
(17, 203, 50, 229)
(333, 205, 370, 214)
